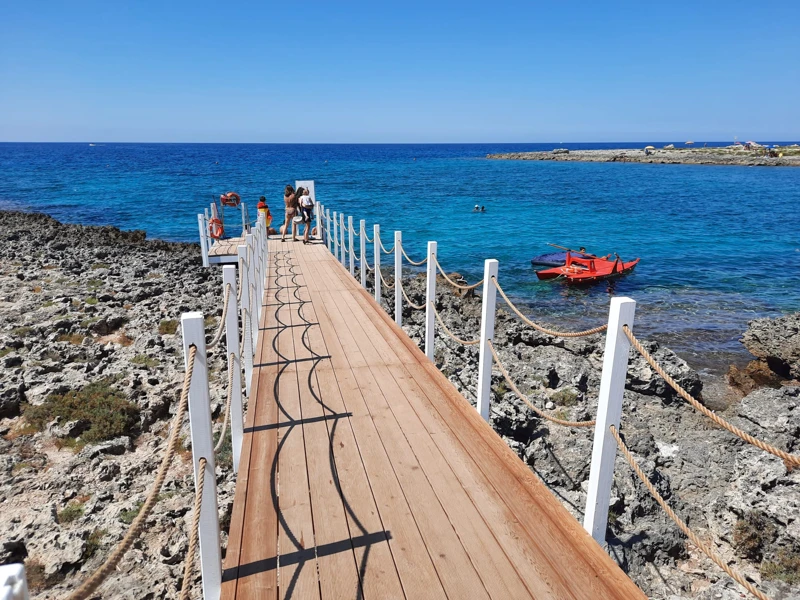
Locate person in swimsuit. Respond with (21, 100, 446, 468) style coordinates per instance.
(282, 185, 299, 242)
(298, 189, 315, 244)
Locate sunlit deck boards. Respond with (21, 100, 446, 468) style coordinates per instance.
(208, 236, 245, 263)
(222, 238, 646, 600)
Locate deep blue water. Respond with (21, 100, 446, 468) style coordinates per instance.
(1, 142, 799, 372)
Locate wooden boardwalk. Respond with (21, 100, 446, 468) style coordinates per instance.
(222, 239, 645, 600)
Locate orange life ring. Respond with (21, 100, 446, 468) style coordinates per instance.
(209, 217, 224, 239)
(220, 192, 241, 207)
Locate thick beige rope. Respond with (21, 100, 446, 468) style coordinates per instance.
(610, 425, 769, 600)
(433, 255, 483, 290)
(236, 257, 246, 302)
(214, 352, 236, 453)
(494, 278, 608, 337)
(364, 233, 374, 243)
(623, 326, 800, 467)
(400, 282, 425, 310)
(379, 239, 395, 254)
(431, 302, 480, 345)
(401, 247, 428, 266)
(379, 269, 395, 289)
(67, 346, 198, 600)
(207, 284, 232, 349)
(488, 340, 596, 427)
(180, 455, 207, 600)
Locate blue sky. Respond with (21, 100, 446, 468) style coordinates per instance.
(1, 1, 798, 142)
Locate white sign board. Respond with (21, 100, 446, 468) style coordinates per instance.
(295, 180, 316, 203)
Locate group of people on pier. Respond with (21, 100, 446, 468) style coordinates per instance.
(281, 184, 315, 244)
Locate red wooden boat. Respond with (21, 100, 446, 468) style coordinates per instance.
(536, 252, 640, 282)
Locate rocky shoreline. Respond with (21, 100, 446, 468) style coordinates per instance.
(1, 210, 798, 599)
(487, 146, 800, 167)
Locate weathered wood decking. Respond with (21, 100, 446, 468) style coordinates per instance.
(222, 238, 645, 600)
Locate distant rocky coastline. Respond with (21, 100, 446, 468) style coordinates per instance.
(1, 210, 798, 599)
(487, 145, 800, 167)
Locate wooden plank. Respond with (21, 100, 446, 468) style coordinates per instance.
(275, 250, 321, 600)
(225, 244, 281, 600)
(374, 364, 537, 599)
(351, 364, 489, 598)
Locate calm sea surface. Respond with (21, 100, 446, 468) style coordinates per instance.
(1, 142, 799, 372)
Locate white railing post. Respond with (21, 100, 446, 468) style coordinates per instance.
(241, 202, 247, 236)
(360, 220, 367, 289)
(237, 244, 254, 396)
(180, 312, 222, 600)
(339, 213, 346, 265)
(374, 224, 381, 304)
(333, 211, 339, 258)
(394, 231, 402, 325)
(584, 297, 637, 544)
(318, 202, 324, 242)
(476, 260, 499, 421)
(222, 266, 244, 474)
(327, 209, 332, 252)
(246, 233, 258, 351)
(0, 563, 29, 600)
(198, 214, 209, 268)
(348, 216, 355, 276)
(425, 241, 437, 361)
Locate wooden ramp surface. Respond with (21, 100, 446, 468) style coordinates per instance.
(222, 239, 645, 600)
(209, 236, 245, 257)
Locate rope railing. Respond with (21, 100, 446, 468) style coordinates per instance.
(401, 246, 428, 266)
(379, 239, 395, 254)
(494, 278, 608, 338)
(206, 284, 232, 348)
(400, 281, 425, 310)
(488, 340, 596, 427)
(364, 233, 374, 243)
(431, 302, 480, 345)
(66, 345, 199, 600)
(237, 257, 246, 302)
(433, 255, 482, 291)
(215, 352, 237, 453)
(610, 425, 769, 600)
(623, 326, 800, 467)
(180, 455, 207, 600)
(379, 268, 394, 289)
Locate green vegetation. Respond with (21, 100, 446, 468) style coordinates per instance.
(57, 333, 86, 345)
(11, 326, 33, 337)
(80, 316, 100, 328)
(23, 379, 140, 443)
(12, 461, 36, 473)
(87, 278, 104, 289)
(551, 387, 579, 406)
(90, 262, 109, 270)
(85, 296, 98, 305)
(41, 300, 55, 308)
(204, 315, 217, 328)
(214, 429, 233, 467)
(761, 548, 800, 584)
(733, 511, 776, 561)
(82, 528, 106, 561)
(119, 501, 144, 524)
(57, 501, 85, 524)
(55, 437, 87, 453)
(0, 347, 12, 359)
(131, 354, 160, 368)
(158, 319, 179, 335)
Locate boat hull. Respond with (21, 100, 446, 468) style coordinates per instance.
(536, 257, 640, 282)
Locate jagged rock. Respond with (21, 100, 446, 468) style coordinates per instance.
(742, 313, 800, 378)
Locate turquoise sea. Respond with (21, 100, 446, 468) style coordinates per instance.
(1, 142, 799, 372)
